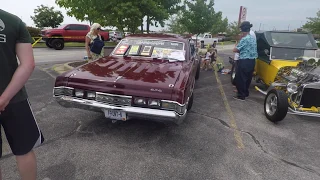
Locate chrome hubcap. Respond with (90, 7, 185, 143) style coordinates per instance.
(266, 93, 278, 116)
(232, 72, 236, 79)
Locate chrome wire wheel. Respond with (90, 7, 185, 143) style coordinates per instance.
(266, 93, 278, 116)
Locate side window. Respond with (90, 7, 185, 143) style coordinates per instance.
(67, 25, 88, 30)
(204, 35, 208, 38)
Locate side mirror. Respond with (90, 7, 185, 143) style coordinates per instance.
(264, 49, 270, 56)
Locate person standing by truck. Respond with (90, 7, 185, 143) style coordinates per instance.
(85, 23, 105, 62)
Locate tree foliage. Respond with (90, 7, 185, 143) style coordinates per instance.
(30, 5, 64, 28)
(211, 16, 228, 34)
(226, 21, 241, 39)
(167, 12, 187, 34)
(179, 0, 222, 35)
(303, 10, 320, 34)
(55, 0, 181, 33)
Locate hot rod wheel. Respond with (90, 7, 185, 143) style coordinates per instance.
(264, 89, 289, 122)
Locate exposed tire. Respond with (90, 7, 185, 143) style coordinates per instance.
(187, 93, 194, 111)
(195, 61, 200, 80)
(230, 60, 237, 86)
(264, 89, 289, 123)
(51, 39, 65, 50)
(45, 39, 53, 48)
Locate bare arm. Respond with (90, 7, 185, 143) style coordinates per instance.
(1, 43, 35, 102)
(85, 36, 92, 58)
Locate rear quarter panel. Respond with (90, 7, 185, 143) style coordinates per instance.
(171, 44, 197, 104)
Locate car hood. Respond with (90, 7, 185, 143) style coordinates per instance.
(66, 56, 184, 99)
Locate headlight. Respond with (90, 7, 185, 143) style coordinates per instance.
(87, 92, 96, 99)
(53, 87, 74, 96)
(134, 97, 147, 105)
(75, 90, 84, 97)
(287, 83, 298, 93)
(148, 99, 161, 107)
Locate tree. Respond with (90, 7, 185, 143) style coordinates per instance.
(30, 5, 64, 28)
(303, 10, 320, 34)
(167, 12, 187, 34)
(179, 0, 222, 36)
(211, 16, 228, 35)
(226, 21, 241, 39)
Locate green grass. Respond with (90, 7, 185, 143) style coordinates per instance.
(33, 41, 117, 48)
(218, 41, 235, 45)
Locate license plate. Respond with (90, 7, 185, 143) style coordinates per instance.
(104, 109, 127, 121)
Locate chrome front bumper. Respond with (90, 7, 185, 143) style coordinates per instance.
(54, 96, 187, 124)
(288, 107, 320, 118)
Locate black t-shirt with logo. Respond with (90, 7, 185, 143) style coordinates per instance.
(0, 9, 33, 103)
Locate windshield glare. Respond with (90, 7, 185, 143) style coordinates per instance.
(271, 47, 316, 60)
(271, 32, 314, 48)
(113, 39, 186, 61)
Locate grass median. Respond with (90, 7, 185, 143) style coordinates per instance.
(33, 41, 118, 48)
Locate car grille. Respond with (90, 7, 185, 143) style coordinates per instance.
(300, 88, 320, 108)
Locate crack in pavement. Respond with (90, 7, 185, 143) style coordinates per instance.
(33, 99, 56, 116)
(190, 111, 320, 177)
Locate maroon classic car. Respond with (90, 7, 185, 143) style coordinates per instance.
(53, 33, 201, 124)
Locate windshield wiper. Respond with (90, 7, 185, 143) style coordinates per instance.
(153, 57, 183, 62)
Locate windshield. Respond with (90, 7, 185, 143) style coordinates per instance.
(271, 47, 316, 60)
(113, 39, 186, 61)
(270, 32, 314, 48)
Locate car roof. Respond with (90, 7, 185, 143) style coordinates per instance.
(126, 33, 189, 43)
(255, 30, 319, 50)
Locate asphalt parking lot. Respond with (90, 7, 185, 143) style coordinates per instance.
(0, 48, 320, 180)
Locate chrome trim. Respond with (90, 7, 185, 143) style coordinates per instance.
(288, 107, 320, 118)
(54, 96, 187, 124)
(161, 100, 185, 107)
(303, 82, 320, 89)
(255, 82, 287, 95)
(96, 92, 132, 98)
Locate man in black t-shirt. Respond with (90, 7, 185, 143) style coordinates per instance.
(0, 9, 44, 179)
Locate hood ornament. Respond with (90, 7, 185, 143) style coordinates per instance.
(169, 84, 174, 88)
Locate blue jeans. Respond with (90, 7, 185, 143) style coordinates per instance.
(235, 59, 256, 98)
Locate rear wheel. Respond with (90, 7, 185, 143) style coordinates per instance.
(195, 61, 200, 80)
(187, 93, 194, 111)
(264, 89, 289, 123)
(51, 39, 65, 50)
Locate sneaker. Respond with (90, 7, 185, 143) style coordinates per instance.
(233, 95, 245, 101)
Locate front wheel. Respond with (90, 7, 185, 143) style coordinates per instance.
(45, 39, 53, 48)
(264, 89, 289, 123)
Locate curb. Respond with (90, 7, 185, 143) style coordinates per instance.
(63, 62, 76, 71)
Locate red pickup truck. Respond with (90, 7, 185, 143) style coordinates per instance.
(41, 24, 110, 50)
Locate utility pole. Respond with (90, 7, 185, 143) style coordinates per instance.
(259, 23, 261, 31)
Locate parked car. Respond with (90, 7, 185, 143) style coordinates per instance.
(53, 33, 201, 124)
(40, 24, 110, 50)
(109, 31, 123, 41)
(191, 33, 219, 46)
(230, 30, 320, 122)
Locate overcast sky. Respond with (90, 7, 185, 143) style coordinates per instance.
(1, 0, 319, 31)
